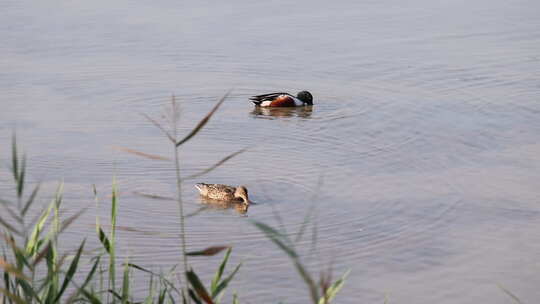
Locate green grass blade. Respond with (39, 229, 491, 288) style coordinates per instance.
(183, 148, 247, 180)
(83, 257, 101, 288)
(167, 290, 176, 304)
(44, 240, 58, 303)
(211, 248, 231, 294)
(0, 203, 22, 224)
(318, 270, 350, 304)
(17, 278, 43, 304)
(497, 283, 523, 304)
(59, 208, 88, 234)
(252, 221, 297, 258)
(128, 263, 182, 297)
(188, 289, 203, 304)
(26, 200, 54, 255)
(212, 262, 241, 299)
(11, 132, 18, 182)
(97, 227, 111, 253)
(158, 286, 167, 304)
(22, 184, 40, 216)
(108, 289, 123, 301)
(109, 178, 118, 302)
(0, 216, 21, 236)
(0, 257, 30, 281)
(295, 204, 315, 244)
(65, 256, 101, 303)
(55, 240, 86, 302)
(80, 287, 103, 304)
(17, 155, 26, 198)
(31, 242, 51, 267)
(253, 220, 320, 303)
(121, 259, 130, 304)
(176, 91, 230, 147)
(186, 269, 214, 304)
(292, 260, 319, 304)
(2, 254, 10, 301)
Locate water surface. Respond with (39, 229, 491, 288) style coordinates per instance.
(1, 0, 540, 303)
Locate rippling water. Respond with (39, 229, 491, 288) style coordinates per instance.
(1, 0, 540, 302)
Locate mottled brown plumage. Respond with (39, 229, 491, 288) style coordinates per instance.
(195, 183, 250, 204)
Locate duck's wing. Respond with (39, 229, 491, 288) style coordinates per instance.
(249, 92, 293, 105)
(202, 184, 235, 200)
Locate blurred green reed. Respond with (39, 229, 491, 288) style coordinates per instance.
(0, 94, 349, 303)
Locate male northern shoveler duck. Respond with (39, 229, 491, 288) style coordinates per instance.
(195, 183, 250, 205)
(249, 91, 313, 107)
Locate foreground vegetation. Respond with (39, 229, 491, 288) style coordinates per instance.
(0, 95, 348, 303)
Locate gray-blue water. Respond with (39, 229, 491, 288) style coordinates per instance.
(1, 0, 540, 302)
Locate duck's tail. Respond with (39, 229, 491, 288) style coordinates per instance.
(194, 183, 204, 193)
(249, 96, 263, 106)
(249, 92, 289, 106)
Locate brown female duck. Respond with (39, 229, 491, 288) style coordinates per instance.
(195, 183, 250, 205)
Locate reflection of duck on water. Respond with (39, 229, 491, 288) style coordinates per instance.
(251, 106, 313, 118)
(195, 183, 250, 214)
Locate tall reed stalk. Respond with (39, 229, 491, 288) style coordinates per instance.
(170, 96, 188, 276)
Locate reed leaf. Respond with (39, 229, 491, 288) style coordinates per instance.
(127, 263, 182, 297)
(252, 221, 297, 258)
(132, 191, 174, 201)
(22, 183, 40, 216)
(97, 227, 111, 254)
(26, 200, 54, 256)
(11, 133, 18, 182)
(16, 155, 26, 199)
(80, 287, 103, 304)
(109, 179, 118, 302)
(0, 216, 21, 236)
(185, 206, 210, 218)
(497, 283, 523, 304)
(113, 146, 170, 161)
(187, 246, 229, 257)
(54, 240, 86, 302)
(295, 204, 315, 243)
(210, 247, 231, 293)
(183, 148, 247, 180)
(0, 287, 26, 304)
(186, 269, 214, 304)
(293, 260, 319, 304)
(31, 242, 51, 267)
(65, 256, 101, 303)
(59, 208, 88, 234)
(212, 263, 241, 299)
(176, 91, 230, 147)
(0, 258, 30, 281)
(141, 113, 175, 143)
(1, 204, 23, 224)
(188, 288, 203, 304)
(253, 220, 320, 303)
(108, 289, 123, 301)
(121, 259, 130, 304)
(157, 287, 167, 304)
(318, 270, 350, 304)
